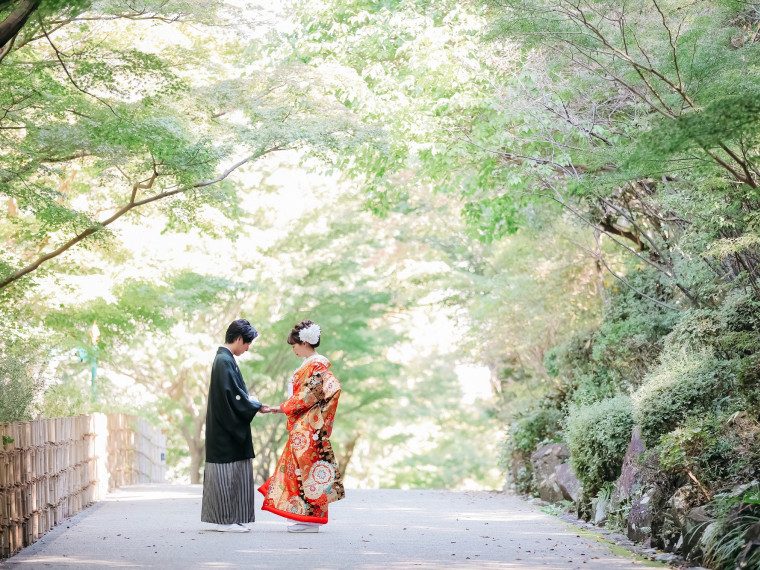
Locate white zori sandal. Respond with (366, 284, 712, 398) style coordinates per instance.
(216, 523, 250, 533)
(287, 523, 320, 533)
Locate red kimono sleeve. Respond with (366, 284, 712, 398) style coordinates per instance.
(281, 362, 325, 417)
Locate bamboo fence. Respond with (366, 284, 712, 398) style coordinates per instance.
(0, 414, 166, 559)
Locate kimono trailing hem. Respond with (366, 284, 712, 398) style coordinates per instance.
(259, 498, 328, 524)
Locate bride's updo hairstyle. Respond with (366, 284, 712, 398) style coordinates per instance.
(287, 320, 321, 348)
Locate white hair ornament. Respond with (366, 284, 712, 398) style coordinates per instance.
(298, 323, 321, 345)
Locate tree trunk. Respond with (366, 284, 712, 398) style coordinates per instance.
(188, 441, 205, 484)
(337, 435, 359, 478)
(179, 416, 206, 484)
(0, 0, 40, 50)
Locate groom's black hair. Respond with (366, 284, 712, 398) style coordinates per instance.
(225, 319, 258, 344)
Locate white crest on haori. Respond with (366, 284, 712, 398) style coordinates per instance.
(299, 323, 321, 344)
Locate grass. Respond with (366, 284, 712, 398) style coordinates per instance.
(565, 524, 670, 568)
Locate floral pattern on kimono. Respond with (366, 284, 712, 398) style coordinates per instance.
(258, 355, 344, 524)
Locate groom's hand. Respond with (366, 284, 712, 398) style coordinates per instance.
(260, 404, 271, 414)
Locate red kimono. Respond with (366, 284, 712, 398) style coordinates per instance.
(259, 354, 344, 524)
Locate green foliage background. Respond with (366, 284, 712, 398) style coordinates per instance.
(2, 5, 760, 553)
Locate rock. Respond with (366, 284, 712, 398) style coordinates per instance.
(737, 521, 760, 567)
(531, 442, 570, 481)
(682, 505, 713, 559)
(555, 462, 582, 503)
(729, 480, 758, 498)
(666, 485, 698, 528)
(661, 484, 701, 552)
(627, 487, 657, 543)
(593, 496, 608, 525)
(536, 472, 563, 503)
(508, 449, 533, 493)
(530, 443, 570, 504)
(607, 532, 629, 544)
(654, 553, 680, 563)
(674, 534, 683, 552)
(613, 426, 671, 546)
(610, 427, 647, 508)
(744, 521, 760, 542)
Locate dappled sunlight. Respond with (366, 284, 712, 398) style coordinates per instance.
(103, 485, 202, 503)
(3, 0, 757, 567)
(7, 556, 141, 567)
(447, 511, 551, 523)
(367, 505, 424, 513)
(4, 486, 648, 568)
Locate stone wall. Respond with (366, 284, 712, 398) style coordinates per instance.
(521, 427, 760, 567)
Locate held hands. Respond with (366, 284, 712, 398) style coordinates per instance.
(260, 404, 283, 414)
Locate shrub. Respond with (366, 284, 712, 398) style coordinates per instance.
(0, 345, 44, 422)
(662, 293, 760, 359)
(737, 353, 760, 408)
(657, 411, 760, 488)
(39, 376, 93, 418)
(500, 405, 564, 494)
(504, 406, 564, 454)
(661, 308, 721, 350)
(590, 268, 680, 390)
(632, 350, 738, 445)
(700, 483, 760, 570)
(565, 395, 634, 495)
(543, 268, 680, 407)
(544, 332, 618, 407)
(718, 291, 760, 344)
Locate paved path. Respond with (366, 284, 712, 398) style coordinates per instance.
(1, 485, 667, 569)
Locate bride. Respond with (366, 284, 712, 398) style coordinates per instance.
(258, 320, 345, 533)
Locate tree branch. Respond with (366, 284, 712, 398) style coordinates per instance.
(14, 11, 183, 50)
(0, 147, 282, 292)
(0, 0, 39, 51)
(572, 234, 680, 311)
(566, 0, 694, 108)
(38, 17, 121, 119)
(0, 26, 16, 63)
(651, 0, 685, 94)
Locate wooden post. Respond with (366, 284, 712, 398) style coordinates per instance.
(0, 414, 165, 560)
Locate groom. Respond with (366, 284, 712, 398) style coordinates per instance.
(201, 319, 272, 532)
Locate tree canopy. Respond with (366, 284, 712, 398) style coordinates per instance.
(2, 6, 760, 550)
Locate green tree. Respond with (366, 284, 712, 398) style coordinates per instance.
(0, 0, 375, 298)
(482, 0, 760, 303)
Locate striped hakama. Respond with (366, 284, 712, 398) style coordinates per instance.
(201, 459, 256, 524)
